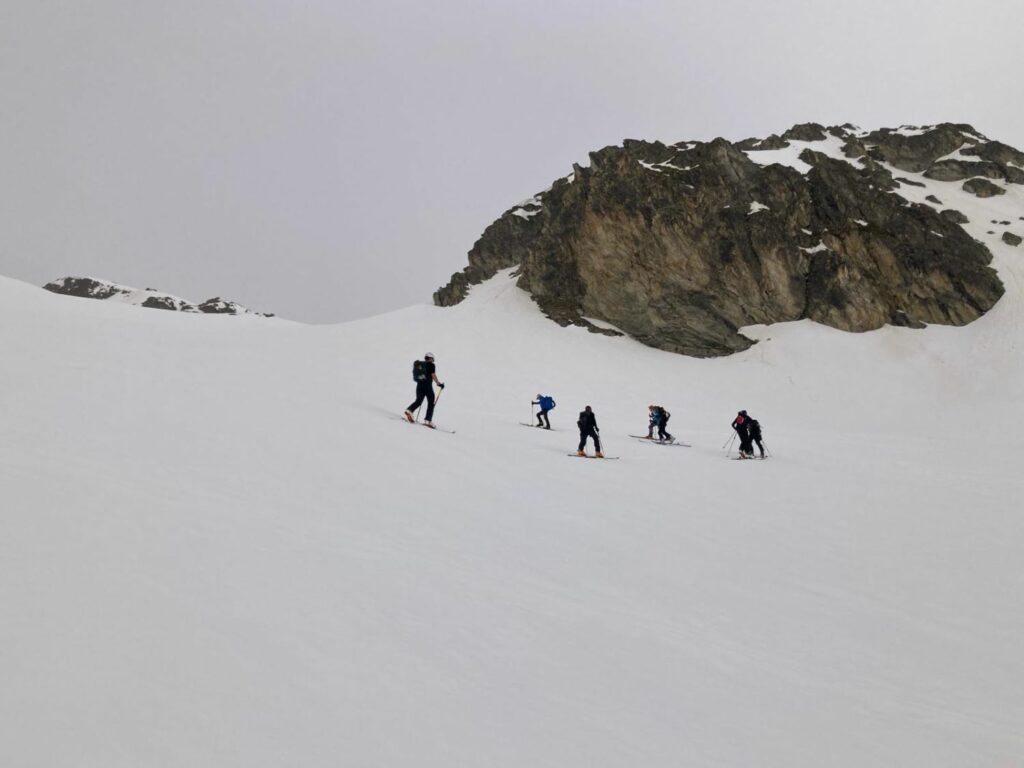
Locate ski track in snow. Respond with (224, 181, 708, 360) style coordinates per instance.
(1, 145, 1024, 766)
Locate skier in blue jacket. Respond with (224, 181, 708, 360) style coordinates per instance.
(532, 394, 556, 429)
(646, 405, 674, 442)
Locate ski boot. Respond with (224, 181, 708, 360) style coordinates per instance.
(403, 410, 414, 423)
(576, 449, 586, 457)
(595, 451, 604, 458)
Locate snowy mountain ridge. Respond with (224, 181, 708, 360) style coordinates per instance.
(43, 275, 273, 316)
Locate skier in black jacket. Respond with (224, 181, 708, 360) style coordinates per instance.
(576, 406, 603, 458)
(404, 353, 444, 426)
(731, 410, 755, 458)
(748, 417, 765, 458)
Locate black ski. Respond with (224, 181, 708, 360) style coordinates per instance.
(520, 422, 558, 431)
(567, 454, 620, 460)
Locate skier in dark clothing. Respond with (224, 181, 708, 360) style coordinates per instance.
(748, 417, 765, 458)
(731, 410, 755, 458)
(646, 405, 674, 442)
(533, 394, 556, 429)
(404, 353, 444, 426)
(576, 406, 603, 458)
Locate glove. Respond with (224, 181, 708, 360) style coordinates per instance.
(438, 382, 445, 389)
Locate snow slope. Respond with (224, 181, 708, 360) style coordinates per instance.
(2, 175, 1024, 766)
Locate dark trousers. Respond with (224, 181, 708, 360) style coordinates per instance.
(578, 428, 601, 452)
(658, 421, 672, 441)
(753, 437, 764, 457)
(536, 409, 551, 428)
(408, 381, 435, 421)
(737, 431, 754, 455)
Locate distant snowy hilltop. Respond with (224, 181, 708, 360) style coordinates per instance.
(43, 276, 273, 317)
(436, 122, 1024, 356)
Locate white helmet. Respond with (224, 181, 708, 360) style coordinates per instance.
(424, 352, 435, 361)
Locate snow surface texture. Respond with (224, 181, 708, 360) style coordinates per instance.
(2, 164, 1024, 766)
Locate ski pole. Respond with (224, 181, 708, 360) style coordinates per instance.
(723, 433, 736, 456)
(721, 432, 735, 450)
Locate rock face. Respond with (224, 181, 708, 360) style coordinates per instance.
(1004, 232, 1022, 247)
(436, 123, 1012, 356)
(43, 277, 272, 317)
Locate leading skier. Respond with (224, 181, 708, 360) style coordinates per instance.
(404, 353, 444, 427)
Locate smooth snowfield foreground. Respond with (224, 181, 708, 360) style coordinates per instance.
(3, 178, 1024, 766)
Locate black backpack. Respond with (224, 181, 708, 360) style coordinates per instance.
(412, 360, 426, 382)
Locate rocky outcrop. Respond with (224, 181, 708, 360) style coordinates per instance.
(43, 277, 272, 317)
(436, 123, 1013, 357)
(1004, 232, 1022, 247)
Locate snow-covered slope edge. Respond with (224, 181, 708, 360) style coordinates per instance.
(2, 202, 1023, 765)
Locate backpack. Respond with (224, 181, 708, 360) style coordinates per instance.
(412, 360, 426, 382)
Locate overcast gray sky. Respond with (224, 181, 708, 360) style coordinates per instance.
(1, 0, 1021, 322)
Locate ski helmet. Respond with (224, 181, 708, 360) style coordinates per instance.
(739, 409, 747, 416)
(424, 352, 435, 361)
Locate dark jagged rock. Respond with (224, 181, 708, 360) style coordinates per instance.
(925, 160, 1005, 182)
(962, 140, 1024, 167)
(940, 209, 970, 224)
(44, 277, 125, 300)
(1004, 232, 1022, 247)
(925, 195, 942, 204)
(436, 123, 1011, 357)
(198, 297, 249, 314)
(735, 134, 789, 151)
(864, 124, 985, 173)
(963, 178, 1006, 198)
(841, 136, 868, 159)
(781, 123, 828, 142)
(141, 295, 194, 311)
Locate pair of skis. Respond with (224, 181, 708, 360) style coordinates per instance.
(399, 415, 455, 434)
(628, 435, 691, 447)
